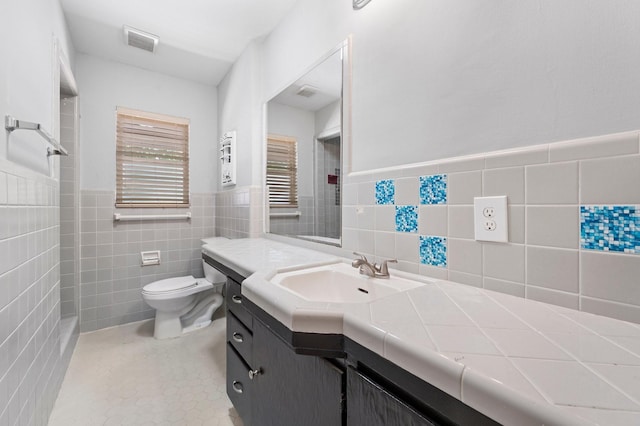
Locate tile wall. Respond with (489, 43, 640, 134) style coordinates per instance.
(215, 186, 263, 239)
(316, 137, 341, 238)
(268, 196, 314, 236)
(0, 161, 71, 425)
(79, 191, 215, 332)
(59, 97, 79, 318)
(341, 131, 640, 323)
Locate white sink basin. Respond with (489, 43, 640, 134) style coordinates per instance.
(270, 262, 425, 303)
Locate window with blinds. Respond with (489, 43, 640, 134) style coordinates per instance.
(266, 135, 298, 208)
(116, 107, 190, 207)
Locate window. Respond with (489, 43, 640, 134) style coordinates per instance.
(266, 135, 298, 208)
(116, 107, 189, 207)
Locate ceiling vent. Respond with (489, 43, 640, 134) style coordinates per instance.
(123, 25, 159, 53)
(296, 85, 318, 98)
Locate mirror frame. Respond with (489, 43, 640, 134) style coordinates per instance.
(263, 37, 352, 247)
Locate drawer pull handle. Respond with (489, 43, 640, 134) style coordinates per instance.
(232, 332, 244, 343)
(232, 381, 243, 394)
(249, 368, 262, 380)
(232, 295, 242, 304)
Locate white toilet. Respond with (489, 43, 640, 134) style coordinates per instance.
(142, 260, 226, 339)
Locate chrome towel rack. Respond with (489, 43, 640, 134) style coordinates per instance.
(113, 212, 192, 221)
(4, 115, 68, 157)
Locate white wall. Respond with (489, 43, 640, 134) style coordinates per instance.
(76, 54, 218, 193)
(0, 0, 75, 174)
(217, 41, 263, 189)
(254, 0, 640, 172)
(315, 100, 340, 138)
(267, 102, 315, 196)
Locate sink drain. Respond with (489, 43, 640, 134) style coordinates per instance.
(357, 288, 369, 294)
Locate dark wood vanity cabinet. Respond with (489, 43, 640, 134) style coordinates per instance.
(225, 277, 343, 426)
(347, 367, 436, 426)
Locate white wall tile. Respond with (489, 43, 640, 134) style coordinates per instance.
(485, 145, 548, 169)
(580, 155, 640, 204)
(448, 206, 474, 239)
(357, 206, 375, 230)
(448, 171, 482, 205)
(419, 205, 447, 236)
(580, 297, 640, 324)
(419, 264, 449, 280)
(395, 233, 419, 263)
(439, 156, 485, 173)
(550, 131, 639, 162)
(483, 277, 525, 298)
(395, 177, 419, 205)
(527, 286, 579, 310)
(526, 206, 579, 249)
(448, 238, 483, 275)
(508, 205, 525, 244)
(483, 167, 525, 204)
(448, 271, 482, 288)
(581, 251, 640, 305)
(484, 243, 525, 283)
(526, 247, 578, 293)
(374, 232, 396, 259)
(374, 205, 395, 232)
(357, 182, 375, 205)
(526, 162, 578, 204)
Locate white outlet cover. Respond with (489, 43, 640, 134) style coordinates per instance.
(474, 196, 508, 242)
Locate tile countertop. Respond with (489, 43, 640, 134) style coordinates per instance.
(203, 238, 640, 426)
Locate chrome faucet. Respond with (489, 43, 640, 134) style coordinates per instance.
(352, 252, 397, 278)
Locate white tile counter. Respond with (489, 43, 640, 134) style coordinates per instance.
(204, 238, 640, 426)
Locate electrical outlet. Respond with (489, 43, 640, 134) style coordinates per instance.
(474, 196, 508, 242)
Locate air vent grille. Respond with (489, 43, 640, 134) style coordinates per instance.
(123, 26, 159, 53)
(296, 85, 318, 98)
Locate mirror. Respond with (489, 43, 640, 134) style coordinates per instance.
(265, 41, 348, 246)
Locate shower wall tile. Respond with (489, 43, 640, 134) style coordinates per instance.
(0, 163, 68, 426)
(79, 190, 215, 332)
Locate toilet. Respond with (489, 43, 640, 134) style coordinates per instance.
(142, 259, 226, 339)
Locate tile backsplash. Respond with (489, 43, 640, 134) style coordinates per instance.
(79, 190, 214, 332)
(342, 130, 640, 324)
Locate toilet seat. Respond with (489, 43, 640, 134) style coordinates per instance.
(142, 276, 213, 300)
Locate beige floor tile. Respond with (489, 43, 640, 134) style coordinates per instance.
(49, 318, 242, 426)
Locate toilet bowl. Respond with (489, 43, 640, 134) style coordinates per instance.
(142, 259, 226, 339)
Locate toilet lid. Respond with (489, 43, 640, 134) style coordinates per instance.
(143, 276, 198, 293)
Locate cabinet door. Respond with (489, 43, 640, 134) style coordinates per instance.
(347, 367, 437, 426)
(251, 320, 343, 426)
(227, 344, 252, 426)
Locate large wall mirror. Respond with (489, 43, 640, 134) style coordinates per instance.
(265, 40, 349, 246)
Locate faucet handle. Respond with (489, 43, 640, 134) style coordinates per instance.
(353, 251, 369, 262)
(377, 258, 398, 276)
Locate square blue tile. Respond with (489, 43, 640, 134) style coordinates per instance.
(420, 174, 447, 205)
(580, 205, 639, 254)
(419, 235, 447, 267)
(376, 179, 395, 205)
(395, 205, 418, 233)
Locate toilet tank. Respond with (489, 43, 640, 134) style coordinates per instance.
(203, 260, 226, 284)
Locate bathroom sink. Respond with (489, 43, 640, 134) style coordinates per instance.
(270, 262, 425, 303)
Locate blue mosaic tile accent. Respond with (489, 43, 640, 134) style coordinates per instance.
(419, 174, 447, 205)
(375, 179, 395, 205)
(580, 205, 639, 254)
(395, 205, 418, 233)
(419, 235, 447, 267)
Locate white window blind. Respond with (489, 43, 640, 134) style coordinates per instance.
(116, 107, 190, 208)
(266, 135, 298, 208)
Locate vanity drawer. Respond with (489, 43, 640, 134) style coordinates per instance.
(226, 278, 253, 330)
(227, 311, 253, 366)
(227, 343, 252, 426)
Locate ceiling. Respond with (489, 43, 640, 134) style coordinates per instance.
(60, 0, 299, 86)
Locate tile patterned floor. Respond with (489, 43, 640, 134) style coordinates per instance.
(49, 317, 243, 426)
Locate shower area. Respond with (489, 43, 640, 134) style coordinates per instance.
(314, 135, 341, 239)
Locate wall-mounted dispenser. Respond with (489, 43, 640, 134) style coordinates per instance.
(220, 130, 236, 187)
